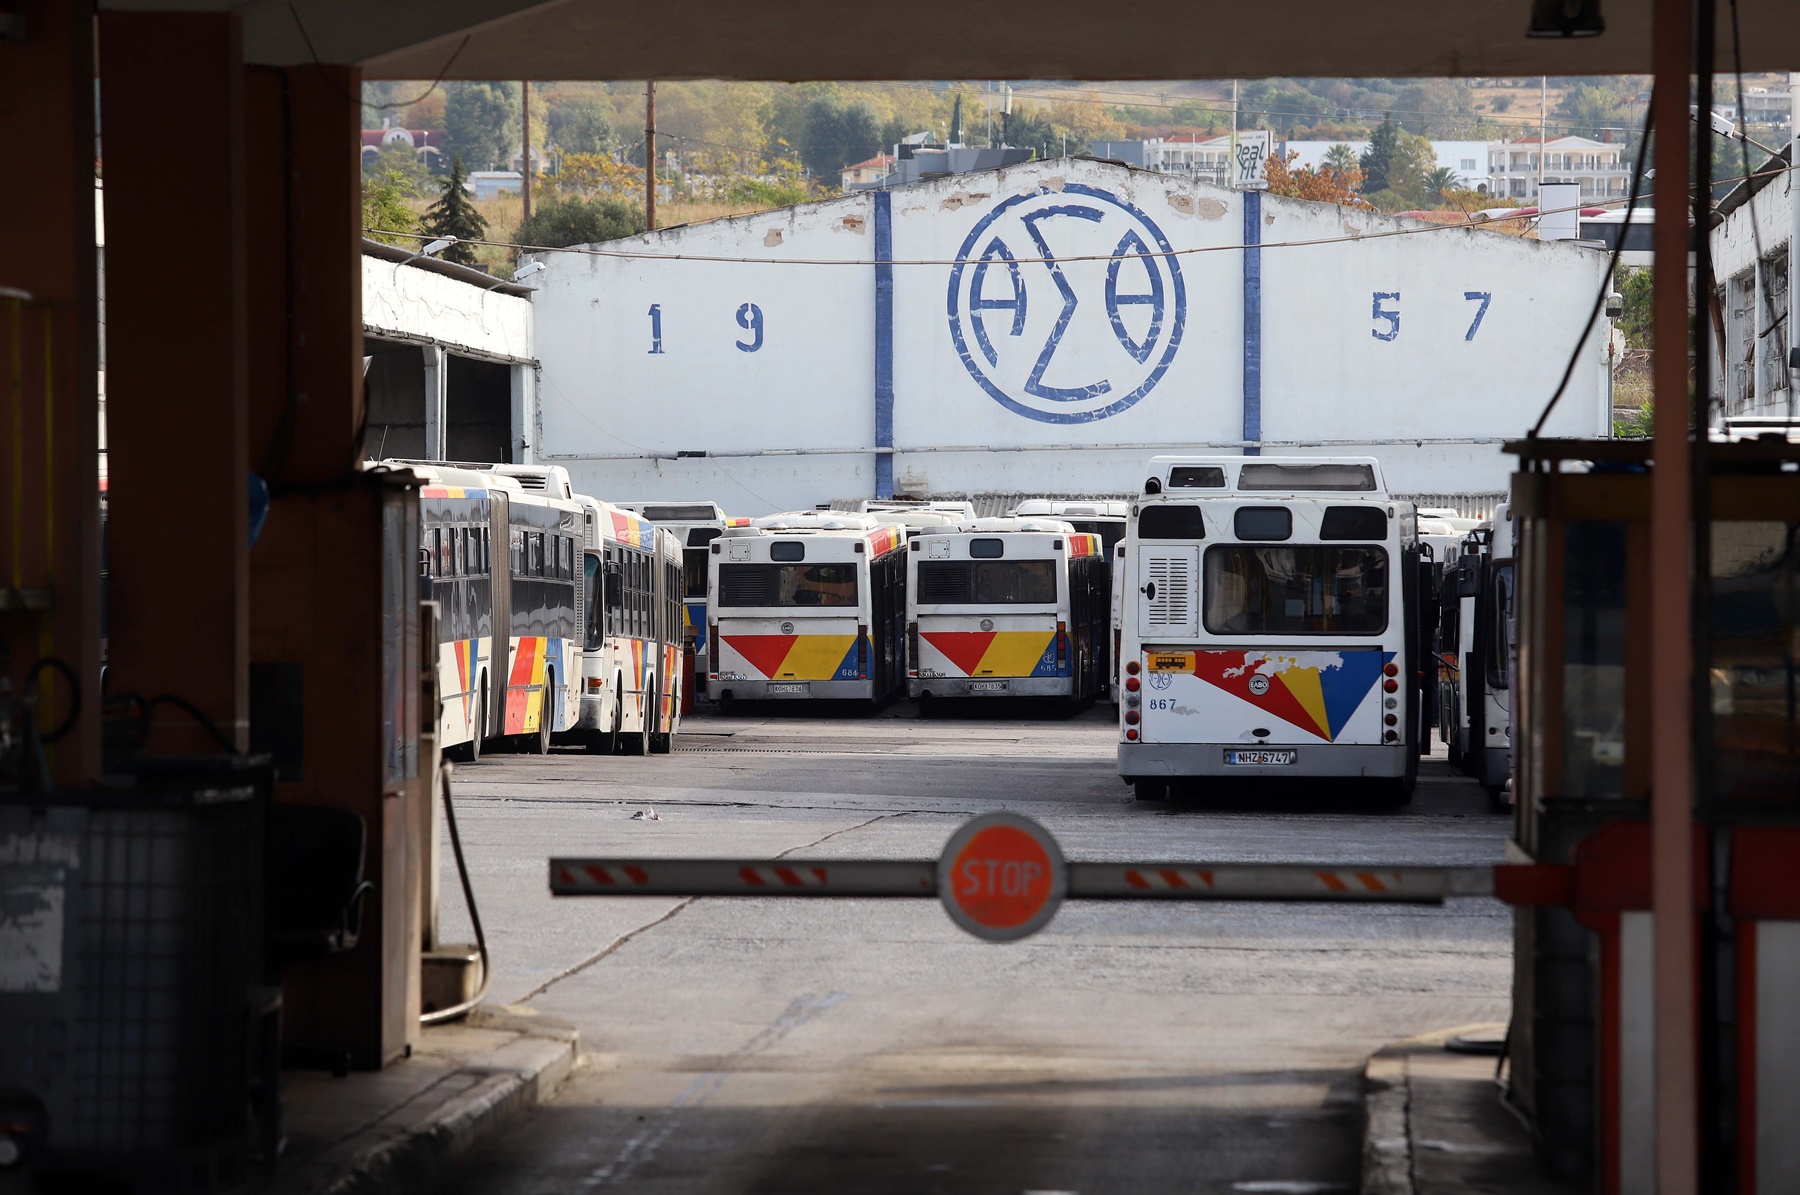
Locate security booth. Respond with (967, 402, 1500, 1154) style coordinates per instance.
(1504, 435, 1800, 1192)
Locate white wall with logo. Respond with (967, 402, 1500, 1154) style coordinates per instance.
(531, 157, 1607, 514)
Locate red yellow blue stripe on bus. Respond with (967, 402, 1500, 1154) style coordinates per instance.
(1151, 649, 1391, 742)
(607, 509, 653, 549)
(420, 485, 487, 499)
(1066, 534, 1100, 558)
(505, 635, 566, 733)
(920, 630, 1063, 678)
(721, 633, 865, 681)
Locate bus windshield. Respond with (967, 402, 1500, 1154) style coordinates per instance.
(1202, 545, 1388, 635)
(917, 560, 1057, 604)
(718, 562, 858, 607)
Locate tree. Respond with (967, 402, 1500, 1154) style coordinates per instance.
(1360, 114, 1400, 192)
(797, 92, 881, 177)
(557, 151, 643, 199)
(1385, 132, 1439, 205)
(362, 169, 419, 246)
(515, 193, 643, 247)
(1423, 166, 1461, 202)
(548, 97, 614, 155)
(1263, 151, 1369, 207)
(423, 156, 488, 266)
(444, 81, 519, 172)
(1322, 143, 1360, 177)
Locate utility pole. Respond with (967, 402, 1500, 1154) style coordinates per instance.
(521, 80, 532, 224)
(646, 80, 657, 232)
(1538, 75, 1547, 202)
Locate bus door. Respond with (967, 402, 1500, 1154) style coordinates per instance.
(485, 490, 511, 744)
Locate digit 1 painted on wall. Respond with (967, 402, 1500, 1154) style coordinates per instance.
(735, 302, 764, 352)
(647, 303, 665, 354)
(1371, 292, 1400, 342)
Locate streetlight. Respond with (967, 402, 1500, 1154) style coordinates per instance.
(401, 237, 456, 266)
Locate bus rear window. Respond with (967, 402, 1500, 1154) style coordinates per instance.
(1202, 546, 1388, 635)
(682, 549, 709, 598)
(916, 561, 1057, 604)
(717, 563, 857, 607)
(642, 504, 719, 522)
(1138, 505, 1205, 540)
(1238, 462, 1377, 492)
(1168, 466, 1226, 488)
(1320, 506, 1388, 540)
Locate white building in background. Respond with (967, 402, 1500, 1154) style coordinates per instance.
(1738, 86, 1793, 131)
(1711, 146, 1794, 420)
(1487, 136, 1631, 202)
(1285, 140, 1490, 190)
(525, 156, 1608, 516)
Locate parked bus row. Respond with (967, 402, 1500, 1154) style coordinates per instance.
(705, 511, 1113, 709)
(1433, 503, 1516, 807)
(390, 462, 685, 760)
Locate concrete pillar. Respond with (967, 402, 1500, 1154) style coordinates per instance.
(243, 61, 422, 1068)
(0, 0, 104, 782)
(509, 361, 536, 463)
(424, 345, 448, 460)
(100, 11, 250, 755)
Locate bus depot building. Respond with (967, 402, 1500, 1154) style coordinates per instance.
(528, 156, 1611, 516)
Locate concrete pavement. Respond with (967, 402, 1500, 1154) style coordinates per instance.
(429, 703, 1514, 1193)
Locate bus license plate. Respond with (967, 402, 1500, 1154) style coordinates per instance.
(1225, 749, 1297, 766)
(969, 681, 1007, 692)
(768, 683, 809, 695)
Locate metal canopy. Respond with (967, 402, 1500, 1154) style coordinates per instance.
(98, 0, 1800, 79)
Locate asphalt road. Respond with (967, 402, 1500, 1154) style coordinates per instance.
(432, 701, 1513, 1195)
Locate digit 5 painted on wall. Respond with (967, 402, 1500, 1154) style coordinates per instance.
(1371, 292, 1400, 342)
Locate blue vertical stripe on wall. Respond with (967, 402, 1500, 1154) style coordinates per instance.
(873, 190, 896, 498)
(1242, 188, 1262, 457)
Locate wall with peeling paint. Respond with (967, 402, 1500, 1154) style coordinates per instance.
(529, 158, 1607, 514)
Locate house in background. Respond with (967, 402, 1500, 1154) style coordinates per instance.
(841, 153, 895, 189)
(1487, 135, 1630, 202)
(360, 124, 444, 172)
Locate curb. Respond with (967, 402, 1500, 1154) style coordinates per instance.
(1359, 1022, 1507, 1195)
(262, 1007, 578, 1195)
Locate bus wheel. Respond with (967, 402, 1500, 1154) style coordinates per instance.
(589, 689, 621, 755)
(649, 687, 672, 754)
(466, 690, 486, 762)
(622, 694, 649, 756)
(1132, 778, 1168, 802)
(527, 673, 553, 755)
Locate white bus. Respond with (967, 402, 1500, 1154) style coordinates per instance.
(1117, 456, 1425, 804)
(572, 498, 685, 755)
(615, 500, 751, 698)
(1436, 504, 1513, 804)
(707, 512, 909, 707)
(1110, 539, 1127, 703)
(1011, 499, 1130, 555)
(906, 518, 1109, 705)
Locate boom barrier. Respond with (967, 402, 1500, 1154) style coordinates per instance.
(549, 812, 1535, 941)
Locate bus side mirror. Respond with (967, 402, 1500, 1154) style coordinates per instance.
(1456, 558, 1481, 598)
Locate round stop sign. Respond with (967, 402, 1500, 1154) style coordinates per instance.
(937, 812, 1066, 941)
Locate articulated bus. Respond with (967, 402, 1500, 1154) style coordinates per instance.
(400, 461, 583, 759)
(573, 498, 685, 754)
(707, 512, 908, 707)
(1117, 456, 1427, 804)
(616, 500, 751, 698)
(906, 518, 1109, 705)
(1436, 504, 1514, 804)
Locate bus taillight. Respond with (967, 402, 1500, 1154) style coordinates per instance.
(708, 624, 719, 675)
(857, 624, 869, 677)
(907, 621, 918, 675)
(1056, 621, 1068, 671)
